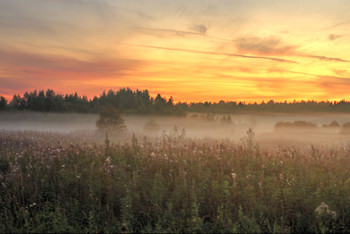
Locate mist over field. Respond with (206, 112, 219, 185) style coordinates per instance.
(1, 111, 350, 146)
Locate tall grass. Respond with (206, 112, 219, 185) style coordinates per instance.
(0, 129, 349, 232)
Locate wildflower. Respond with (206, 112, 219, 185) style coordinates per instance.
(231, 171, 237, 186)
(279, 172, 284, 181)
(76, 175, 80, 179)
(315, 202, 337, 219)
(231, 172, 237, 181)
(286, 178, 294, 186)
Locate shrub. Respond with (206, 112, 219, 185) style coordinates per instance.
(340, 122, 350, 134)
(220, 115, 232, 125)
(322, 120, 340, 128)
(143, 119, 160, 133)
(274, 120, 317, 130)
(96, 106, 126, 134)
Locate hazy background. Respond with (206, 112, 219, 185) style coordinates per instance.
(1, 112, 350, 146)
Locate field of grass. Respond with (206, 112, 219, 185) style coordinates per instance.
(1, 129, 350, 233)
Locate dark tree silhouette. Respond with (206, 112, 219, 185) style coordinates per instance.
(96, 106, 126, 134)
(0, 96, 7, 110)
(3, 87, 350, 115)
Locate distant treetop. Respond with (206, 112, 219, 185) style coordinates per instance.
(1, 88, 350, 114)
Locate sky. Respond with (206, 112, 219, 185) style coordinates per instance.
(0, 0, 350, 103)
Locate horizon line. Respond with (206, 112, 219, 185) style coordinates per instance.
(2, 87, 350, 105)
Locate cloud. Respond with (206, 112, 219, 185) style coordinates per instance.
(0, 47, 146, 98)
(0, 15, 87, 44)
(0, 48, 143, 85)
(327, 20, 350, 29)
(36, 0, 102, 6)
(133, 44, 298, 63)
(328, 34, 342, 41)
(332, 69, 348, 76)
(317, 75, 350, 97)
(0, 77, 33, 90)
(0, 16, 60, 35)
(267, 69, 319, 78)
(136, 26, 232, 42)
(137, 27, 207, 38)
(299, 54, 350, 63)
(190, 24, 208, 34)
(234, 36, 297, 56)
(234, 35, 350, 63)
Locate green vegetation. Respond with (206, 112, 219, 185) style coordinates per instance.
(1, 130, 350, 233)
(2, 88, 350, 114)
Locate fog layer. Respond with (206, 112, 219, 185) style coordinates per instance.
(1, 112, 350, 146)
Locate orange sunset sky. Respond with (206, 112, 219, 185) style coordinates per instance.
(0, 0, 350, 103)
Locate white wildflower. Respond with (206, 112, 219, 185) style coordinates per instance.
(231, 171, 237, 186)
(279, 172, 284, 181)
(231, 172, 237, 181)
(315, 202, 337, 219)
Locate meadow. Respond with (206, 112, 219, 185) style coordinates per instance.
(1, 112, 350, 232)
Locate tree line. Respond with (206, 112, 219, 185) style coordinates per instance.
(1, 88, 350, 114)
(0, 88, 186, 115)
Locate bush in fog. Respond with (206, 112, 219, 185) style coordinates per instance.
(340, 122, 350, 134)
(143, 119, 160, 133)
(96, 106, 126, 134)
(274, 120, 317, 130)
(203, 113, 215, 122)
(162, 126, 186, 141)
(322, 120, 340, 128)
(220, 115, 232, 125)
